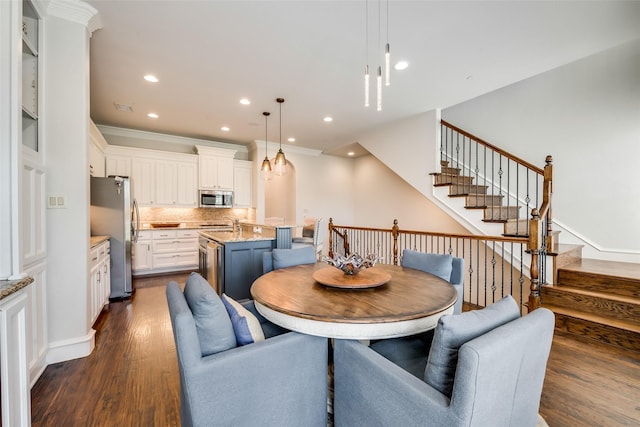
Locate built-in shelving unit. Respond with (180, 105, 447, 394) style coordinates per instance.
(22, 0, 39, 152)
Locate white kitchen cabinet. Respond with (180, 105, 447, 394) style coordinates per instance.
(177, 161, 198, 206)
(154, 160, 176, 205)
(233, 160, 253, 208)
(89, 120, 106, 177)
(106, 154, 131, 177)
(134, 229, 198, 275)
(23, 261, 47, 387)
(196, 145, 236, 190)
(106, 146, 198, 208)
(131, 157, 155, 205)
(132, 230, 153, 273)
(89, 240, 110, 326)
(0, 289, 31, 427)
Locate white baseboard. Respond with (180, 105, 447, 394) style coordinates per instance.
(46, 329, 96, 365)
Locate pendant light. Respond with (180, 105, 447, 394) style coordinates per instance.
(274, 98, 287, 176)
(261, 112, 272, 181)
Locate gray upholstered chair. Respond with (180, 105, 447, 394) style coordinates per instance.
(262, 245, 317, 274)
(334, 296, 555, 427)
(401, 249, 465, 314)
(166, 273, 328, 427)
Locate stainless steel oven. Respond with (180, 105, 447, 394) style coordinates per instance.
(198, 236, 223, 295)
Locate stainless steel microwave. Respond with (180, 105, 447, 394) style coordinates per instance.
(199, 190, 233, 208)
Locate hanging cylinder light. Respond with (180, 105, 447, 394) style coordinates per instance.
(274, 98, 287, 176)
(385, 0, 390, 86)
(364, 0, 370, 107)
(261, 112, 272, 181)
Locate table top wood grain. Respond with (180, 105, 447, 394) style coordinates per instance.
(251, 263, 457, 325)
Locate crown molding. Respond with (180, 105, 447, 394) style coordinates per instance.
(253, 140, 323, 157)
(47, 0, 102, 34)
(97, 124, 249, 154)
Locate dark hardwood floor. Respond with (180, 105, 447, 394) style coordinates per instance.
(31, 272, 640, 426)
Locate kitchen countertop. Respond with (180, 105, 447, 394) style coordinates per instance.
(140, 221, 234, 231)
(200, 230, 275, 244)
(0, 276, 34, 301)
(91, 235, 110, 247)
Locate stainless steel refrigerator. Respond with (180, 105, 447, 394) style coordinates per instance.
(90, 176, 140, 299)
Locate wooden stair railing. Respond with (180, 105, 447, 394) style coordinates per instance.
(328, 218, 531, 314)
(437, 121, 554, 312)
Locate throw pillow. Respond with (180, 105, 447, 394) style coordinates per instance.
(221, 294, 265, 345)
(272, 246, 316, 270)
(183, 272, 236, 356)
(424, 295, 521, 397)
(401, 250, 454, 282)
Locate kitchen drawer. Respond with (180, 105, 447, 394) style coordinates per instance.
(137, 230, 152, 241)
(153, 251, 198, 269)
(90, 247, 100, 269)
(152, 229, 177, 239)
(152, 237, 197, 253)
(177, 229, 199, 238)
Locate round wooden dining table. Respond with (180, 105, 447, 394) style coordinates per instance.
(251, 263, 457, 340)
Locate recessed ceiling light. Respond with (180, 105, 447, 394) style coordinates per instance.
(347, 151, 355, 156)
(221, 126, 230, 132)
(240, 98, 251, 105)
(147, 113, 159, 119)
(144, 74, 159, 83)
(323, 116, 333, 122)
(394, 61, 409, 71)
(287, 137, 296, 143)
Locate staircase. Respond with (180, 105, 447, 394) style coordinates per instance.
(433, 122, 640, 353)
(542, 255, 640, 352)
(431, 160, 524, 233)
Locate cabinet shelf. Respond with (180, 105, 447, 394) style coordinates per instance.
(22, 105, 37, 120)
(22, 36, 38, 57)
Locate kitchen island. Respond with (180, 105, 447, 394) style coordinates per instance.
(199, 230, 275, 301)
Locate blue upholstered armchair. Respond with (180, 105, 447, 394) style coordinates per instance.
(166, 273, 328, 427)
(401, 250, 465, 314)
(334, 296, 555, 427)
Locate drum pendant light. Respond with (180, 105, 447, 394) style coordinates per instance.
(261, 112, 272, 181)
(274, 98, 287, 176)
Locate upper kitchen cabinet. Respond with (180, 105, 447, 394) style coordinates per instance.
(196, 145, 236, 190)
(233, 160, 253, 208)
(21, 0, 40, 154)
(105, 145, 198, 207)
(89, 120, 107, 177)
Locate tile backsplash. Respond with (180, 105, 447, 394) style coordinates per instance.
(139, 207, 254, 224)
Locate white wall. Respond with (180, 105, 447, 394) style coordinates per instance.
(443, 39, 640, 260)
(44, 15, 94, 362)
(357, 111, 440, 199)
(352, 155, 468, 233)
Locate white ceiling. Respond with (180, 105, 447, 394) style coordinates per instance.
(87, 1, 640, 157)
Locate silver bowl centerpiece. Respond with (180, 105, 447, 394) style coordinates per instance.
(322, 253, 379, 275)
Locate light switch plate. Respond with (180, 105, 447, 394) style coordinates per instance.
(47, 194, 67, 209)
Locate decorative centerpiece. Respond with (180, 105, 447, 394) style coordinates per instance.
(322, 253, 378, 275)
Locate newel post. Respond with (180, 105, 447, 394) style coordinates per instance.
(328, 218, 334, 259)
(392, 219, 400, 266)
(544, 155, 554, 248)
(528, 209, 541, 312)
